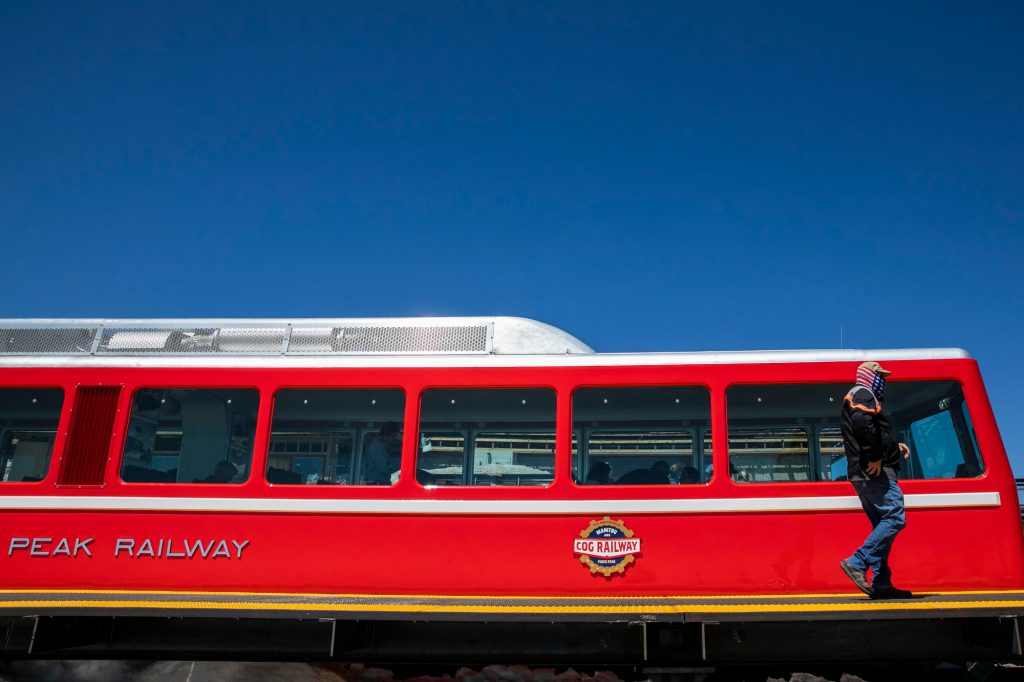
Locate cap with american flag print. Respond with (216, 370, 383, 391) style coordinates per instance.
(857, 361, 892, 381)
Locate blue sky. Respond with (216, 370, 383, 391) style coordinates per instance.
(2, 3, 1022, 469)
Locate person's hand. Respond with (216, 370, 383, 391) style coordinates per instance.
(866, 460, 882, 477)
(899, 442, 911, 459)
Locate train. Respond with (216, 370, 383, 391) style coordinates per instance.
(0, 317, 1021, 667)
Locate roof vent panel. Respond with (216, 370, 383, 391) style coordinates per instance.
(0, 327, 97, 354)
(334, 325, 488, 354)
(0, 317, 593, 356)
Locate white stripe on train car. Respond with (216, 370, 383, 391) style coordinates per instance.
(0, 491, 1000, 514)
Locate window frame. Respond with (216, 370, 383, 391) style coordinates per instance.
(265, 386, 407, 487)
(723, 378, 987, 485)
(0, 386, 66, 485)
(569, 384, 714, 488)
(118, 386, 261, 486)
(899, 386, 985, 480)
(416, 386, 558, 489)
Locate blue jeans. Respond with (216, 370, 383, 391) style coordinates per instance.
(846, 476, 906, 590)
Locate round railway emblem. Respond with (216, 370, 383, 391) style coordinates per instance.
(572, 516, 641, 576)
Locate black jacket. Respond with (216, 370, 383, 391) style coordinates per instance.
(840, 385, 902, 479)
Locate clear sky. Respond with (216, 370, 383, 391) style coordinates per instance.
(1, 4, 1022, 469)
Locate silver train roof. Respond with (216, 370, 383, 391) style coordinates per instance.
(0, 317, 969, 368)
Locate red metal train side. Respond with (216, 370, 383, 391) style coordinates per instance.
(0, 358, 1021, 596)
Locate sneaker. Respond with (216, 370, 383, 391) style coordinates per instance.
(870, 586, 913, 600)
(839, 560, 873, 596)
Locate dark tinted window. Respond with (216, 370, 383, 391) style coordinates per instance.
(268, 389, 405, 485)
(899, 382, 984, 479)
(572, 387, 711, 485)
(121, 388, 258, 484)
(727, 380, 985, 483)
(418, 388, 555, 487)
(0, 389, 64, 483)
(728, 383, 857, 483)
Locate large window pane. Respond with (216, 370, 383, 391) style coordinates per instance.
(417, 388, 555, 487)
(268, 389, 405, 485)
(728, 384, 845, 483)
(727, 380, 985, 483)
(0, 388, 64, 483)
(121, 388, 258, 484)
(572, 387, 711, 486)
(896, 381, 984, 479)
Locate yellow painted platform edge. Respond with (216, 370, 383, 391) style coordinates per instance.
(1, 587, 1024, 600)
(4, 599, 1024, 614)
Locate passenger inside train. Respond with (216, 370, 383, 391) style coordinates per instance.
(584, 460, 613, 485)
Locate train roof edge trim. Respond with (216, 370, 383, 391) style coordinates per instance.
(0, 316, 595, 357)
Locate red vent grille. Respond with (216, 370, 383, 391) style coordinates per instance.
(58, 385, 120, 486)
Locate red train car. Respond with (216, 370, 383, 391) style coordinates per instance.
(0, 317, 1022, 665)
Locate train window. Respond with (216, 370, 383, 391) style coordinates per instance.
(572, 387, 711, 486)
(727, 384, 846, 483)
(0, 388, 64, 483)
(267, 389, 405, 485)
(417, 388, 555, 487)
(120, 388, 259, 484)
(894, 381, 984, 479)
(727, 380, 985, 482)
